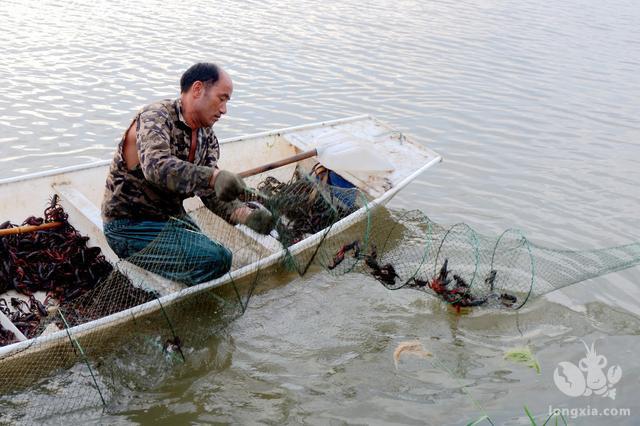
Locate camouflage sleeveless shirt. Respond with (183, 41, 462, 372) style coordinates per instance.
(101, 98, 222, 223)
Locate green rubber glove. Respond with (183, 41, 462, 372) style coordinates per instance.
(214, 170, 246, 202)
(244, 204, 274, 234)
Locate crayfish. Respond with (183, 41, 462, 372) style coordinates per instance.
(364, 244, 399, 286)
(328, 240, 360, 270)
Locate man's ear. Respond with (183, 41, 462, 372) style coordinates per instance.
(192, 81, 203, 98)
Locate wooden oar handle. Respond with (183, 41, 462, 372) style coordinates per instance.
(239, 149, 318, 178)
(0, 221, 64, 237)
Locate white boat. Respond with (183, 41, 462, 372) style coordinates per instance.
(0, 115, 441, 384)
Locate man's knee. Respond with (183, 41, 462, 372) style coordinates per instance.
(196, 243, 232, 282)
(211, 244, 233, 275)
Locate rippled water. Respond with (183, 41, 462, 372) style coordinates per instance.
(1, 0, 640, 424)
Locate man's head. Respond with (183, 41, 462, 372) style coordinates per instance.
(180, 62, 233, 128)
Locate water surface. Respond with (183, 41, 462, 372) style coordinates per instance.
(1, 0, 639, 424)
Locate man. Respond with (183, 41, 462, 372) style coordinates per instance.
(101, 63, 272, 285)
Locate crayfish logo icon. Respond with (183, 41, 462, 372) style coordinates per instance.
(553, 341, 622, 400)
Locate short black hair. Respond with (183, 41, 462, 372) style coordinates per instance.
(180, 63, 220, 93)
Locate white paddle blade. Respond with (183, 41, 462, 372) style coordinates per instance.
(315, 136, 394, 173)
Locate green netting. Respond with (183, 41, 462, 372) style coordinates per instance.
(1, 167, 640, 420)
(321, 209, 640, 310)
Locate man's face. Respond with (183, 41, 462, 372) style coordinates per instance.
(193, 72, 233, 127)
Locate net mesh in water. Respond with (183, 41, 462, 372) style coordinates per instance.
(320, 208, 640, 310)
(1, 168, 640, 420)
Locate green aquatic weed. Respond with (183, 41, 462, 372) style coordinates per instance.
(504, 346, 541, 374)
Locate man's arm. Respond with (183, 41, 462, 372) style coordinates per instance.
(199, 190, 245, 223)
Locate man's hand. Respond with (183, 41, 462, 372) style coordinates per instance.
(229, 202, 274, 235)
(211, 169, 246, 201)
(244, 206, 274, 234)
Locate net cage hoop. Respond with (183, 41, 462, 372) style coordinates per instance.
(378, 209, 436, 287)
(434, 222, 481, 287)
(491, 228, 535, 310)
(410, 215, 435, 283)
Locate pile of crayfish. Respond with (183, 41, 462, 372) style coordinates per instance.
(0, 295, 48, 340)
(0, 323, 17, 346)
(408, 259, 518, 311)
(327, 241, 401, 285)
(0, 195, 113, 309)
